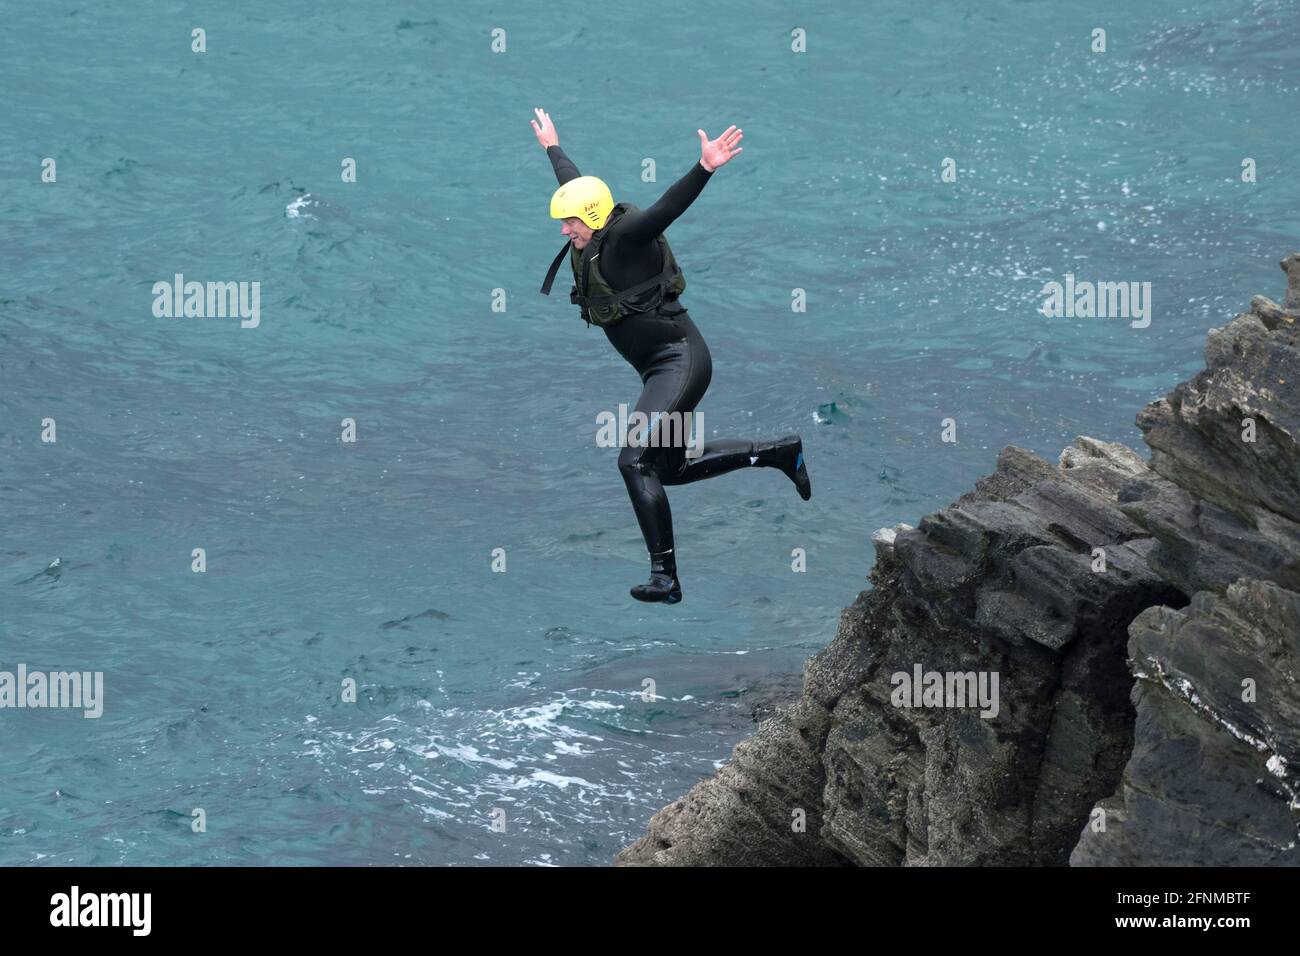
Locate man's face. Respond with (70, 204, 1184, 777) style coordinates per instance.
(562, 216, 595, 250)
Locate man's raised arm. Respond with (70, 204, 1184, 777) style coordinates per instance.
(531, 107, 581, 185)
(623, 125, 744, 242)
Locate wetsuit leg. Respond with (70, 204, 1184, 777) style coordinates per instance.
(615, 349, 704, 555)
(660, 438, 757, 486)
(615, 313, 776, 554)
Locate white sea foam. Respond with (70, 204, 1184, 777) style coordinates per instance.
(285, 193, 316, 219)
(426, 741, 517, 770)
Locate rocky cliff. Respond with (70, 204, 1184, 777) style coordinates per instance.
(616, 254, 1300, 867)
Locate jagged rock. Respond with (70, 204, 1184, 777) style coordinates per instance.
(870, 523, 913, 563)
(1116, 472, 1300, 595)
(618, 437, 1185, 866)
(1070, 255, 1300, 867)
(1071, 580, 1300, 865)
(617, 254, 1300, 867)
(613, 675, 851, 866)
(1138, 319, 1299, 524)
(1118, 287, 1300, 596)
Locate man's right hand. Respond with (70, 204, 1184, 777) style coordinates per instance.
(531, 107, 559, 149)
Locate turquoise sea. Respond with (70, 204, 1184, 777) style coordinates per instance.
(2, 0, 1297, 864)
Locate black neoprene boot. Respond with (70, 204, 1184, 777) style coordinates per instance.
(630, 548, 682, 604)
(753, 434, 812, 500)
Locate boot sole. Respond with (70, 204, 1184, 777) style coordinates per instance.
(631, 588, 683, 604)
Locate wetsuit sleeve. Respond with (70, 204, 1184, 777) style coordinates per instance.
(547, 145, 582, 185)
(620, 161, 714, 243)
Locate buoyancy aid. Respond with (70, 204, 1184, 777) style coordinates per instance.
(539, 202, 686, 327)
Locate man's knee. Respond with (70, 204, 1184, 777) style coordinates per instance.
(619, 445, 668, 483)
(618, 445, 646, 480)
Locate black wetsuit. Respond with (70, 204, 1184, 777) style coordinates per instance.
(547, 145, 775, 557)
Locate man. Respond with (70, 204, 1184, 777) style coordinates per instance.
(533, 107, 811, 604)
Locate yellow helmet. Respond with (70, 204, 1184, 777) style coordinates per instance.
(550, 176, 614, 230)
